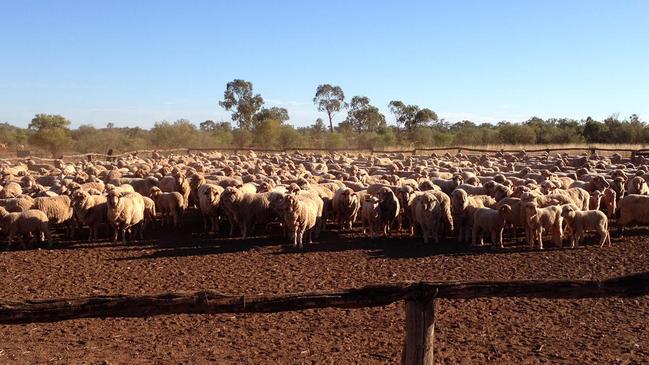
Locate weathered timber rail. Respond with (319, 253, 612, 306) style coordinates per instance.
(1, 272, 647, 364)
(4, 145, 646, 162)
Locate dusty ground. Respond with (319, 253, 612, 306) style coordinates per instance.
(0, 218, 648, 364)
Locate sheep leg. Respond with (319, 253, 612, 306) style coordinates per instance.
(471, 225, 479, 246)
(121, 228, 127, 245)
(497, 228, 504, 248)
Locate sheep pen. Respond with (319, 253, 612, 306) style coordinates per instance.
(0, 149, 648, 364)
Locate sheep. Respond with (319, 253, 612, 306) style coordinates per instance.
(0, 207, 51, 249)
(561, 205, 610, 248)
(281, 193, 322, 249)
(0, 195, 35, 212)
(31, 195, 74, 237)
(523, 202, 563, 249)
(71, 190, 107, 241)
(625, 176, 648, 195)
(412, 193, 441, 244)
(332, 188, 360, 231)
(432, 175, 462, 196)
(0, 181, 22, 198)
(451, 189, 496, 243)
(600, 188, 617, 219)
(142, 196, 157, 231)
(220, 187, 278, 239)
(471, 205, 512, 248)
(106, 190, 146, 244)
(617, 194, 649, 236)
(198, 183, 225, 233)
(361, 196, 381, 239)
(428, 190, 454, 237)
(376, 187, 400, 237)
(149, 186, 184, 228)
(494, 197, 528, 243)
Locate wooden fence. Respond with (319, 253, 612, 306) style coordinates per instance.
(1, 145, 644, 163)
(1, 272, 647, 364)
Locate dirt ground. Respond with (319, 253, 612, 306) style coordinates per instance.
(0, 217, 648, 364)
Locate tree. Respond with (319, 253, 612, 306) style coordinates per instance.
(27, 114, 73, 157)
(253, 107, 289, 129)
(313, 84, 345, 132)
(219, 79, 264, 130)
(344, 96, 386, 134)
(388, 101, 438, 132)
(200, 120, 216, 132)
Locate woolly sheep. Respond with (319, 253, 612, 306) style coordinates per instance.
(332, 188, 360, 231)
(0, 207, 51, 249)
(107, 190, 146, 244)
(412, 193, 441, 244)
(71, 190, 107, 241)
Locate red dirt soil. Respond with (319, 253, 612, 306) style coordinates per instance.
(0, 219, 648, 364)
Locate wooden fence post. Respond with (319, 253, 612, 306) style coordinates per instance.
(401, 297, 435, 365)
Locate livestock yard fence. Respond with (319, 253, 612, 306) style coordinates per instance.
(3, 145, 649, 163)
(1, 272, 647, 364)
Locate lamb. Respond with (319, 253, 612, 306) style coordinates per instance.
(432, 175, 462, 196)
(361, 196, 381, 239)
(106, 190, 146, 244)
(376, 187, 400, 237)
(600, 188, 617, 218)
(472, 205, 512, 248)
(451, 189, 496, 243)
(332, 188, 360, 231)
(0, 207, 51, 249)
(149, 186, 184, 228)
(523, 202, 563, 249)
(412, 193, 441, 244)
(561, 205, 610, 248)
(71, 190, 108, 241)
(282, 193, 322, 249)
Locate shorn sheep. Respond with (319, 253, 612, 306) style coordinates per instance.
(0, 206, 51, 249)
(472, 205, 512, 248)
(561, 205, 611, 248)
(150, 186, 184, 228)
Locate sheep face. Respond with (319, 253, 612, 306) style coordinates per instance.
(107, 191, 121, 208)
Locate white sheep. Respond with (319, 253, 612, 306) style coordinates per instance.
(412, 193, 441, 244)
(332, 188, 360, 231)
(107, 190, 146, 244)
(0, 207, 51, 249)
(561, 205, 610, 248)
(282, 193, 322, 249)
(150, 186, 184, 228)
(71, 190, 107, 241)
(472, 205, 512, 248)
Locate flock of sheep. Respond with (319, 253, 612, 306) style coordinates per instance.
(0, 149, 648, 250)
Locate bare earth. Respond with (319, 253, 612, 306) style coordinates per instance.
(1, 217, 648, 364)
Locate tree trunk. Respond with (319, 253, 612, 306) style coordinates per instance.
(328, 112, 334, 133)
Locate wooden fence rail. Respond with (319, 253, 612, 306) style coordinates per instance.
(4, 145, 646, 163)
(1, 272, 647, 364)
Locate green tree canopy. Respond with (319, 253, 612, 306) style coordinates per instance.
(344, 96, 386, 134)
(313, 84, 346, 132)
(219, 79, 264, 130)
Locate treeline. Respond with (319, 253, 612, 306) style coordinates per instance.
(1, 113, 647, 157)
(1, 79, 646, 156)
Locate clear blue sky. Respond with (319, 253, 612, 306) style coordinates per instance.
(1, 0, 648, 128)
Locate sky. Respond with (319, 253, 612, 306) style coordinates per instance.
(1, 0, 648, 129)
